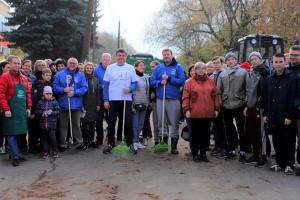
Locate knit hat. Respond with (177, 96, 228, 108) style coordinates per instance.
(49, 62, 56, 69)
(224, 52, 237, 61)
(55, 59, 66, 66)
(43, 86, 53, 94)
(248, 51, 262, 60)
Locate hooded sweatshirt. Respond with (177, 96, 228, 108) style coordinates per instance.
(150, 58, 185, 100)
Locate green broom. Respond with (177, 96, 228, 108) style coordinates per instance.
(154, 83, 169, 153)
(112, 99, 132, 156)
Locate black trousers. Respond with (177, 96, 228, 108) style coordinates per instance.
(28, 117, 40, 150)
(270, 124, 296, 168)
(190, 118, 211, 156)
(142, 106, 153, 139)
(0, 118, 8, 148)
(82, 121, 96, 143)
(17, 134, 27, 151)
(97, 105, 122, 142)
(107, 101, 133, 147)
(41, 129, 58, 153)
(223, 106, 250, 152)
(212, 107, 228, 151)
(96, 105, 109, 145)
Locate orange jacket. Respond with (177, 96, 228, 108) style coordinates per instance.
(0, 70, 32, 111)
(182, 75, 220, 118)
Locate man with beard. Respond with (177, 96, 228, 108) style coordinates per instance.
(150, 49, 186, 154)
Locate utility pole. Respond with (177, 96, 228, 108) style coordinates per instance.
(92, 0, 98, 63)
(117, 20, 121, 48)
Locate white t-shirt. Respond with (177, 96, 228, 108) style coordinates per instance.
(103, 62, 137, 101)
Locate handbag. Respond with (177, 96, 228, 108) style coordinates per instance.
(181, 125, 190, 142)
(134, 104, 147, 111)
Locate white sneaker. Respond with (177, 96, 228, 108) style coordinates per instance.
(0, 147, 6, 155)
(137, 142, 146, 149)
(142, 139, 148, 146)
(133, 143, 138, 151)
(270, 164, 281, 172)
(284, 166, 294, 175)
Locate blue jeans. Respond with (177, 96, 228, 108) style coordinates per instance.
(186, 118, 192, 149)
(8, 136, 20, 160)
(132, 110, 147, 143)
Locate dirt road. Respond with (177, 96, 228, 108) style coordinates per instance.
(0, 141, 299, 200)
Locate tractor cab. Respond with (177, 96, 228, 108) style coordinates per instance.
(233, 34, 284, 65)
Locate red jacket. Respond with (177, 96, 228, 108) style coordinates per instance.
(0, 70, 32, 111)
(182, 75, 220, 118)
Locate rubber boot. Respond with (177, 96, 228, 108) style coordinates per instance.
(161, 136, 168, 144)
(171, 138, 179, 155)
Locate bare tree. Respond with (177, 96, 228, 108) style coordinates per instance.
(146, 0, 259, 54)
(180, 0, 260, 49)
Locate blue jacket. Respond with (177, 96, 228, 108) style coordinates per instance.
(53, 68, 88, 110)
(94, 63, 106, 103)
(94, 63, 106, 87)
(23, 73, 37, 85)
(150, 58, 185, 100)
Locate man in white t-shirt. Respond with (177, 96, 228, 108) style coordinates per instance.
(102, 48, 137, 154)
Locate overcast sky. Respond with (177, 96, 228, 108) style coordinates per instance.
(97, 0, 166, 57)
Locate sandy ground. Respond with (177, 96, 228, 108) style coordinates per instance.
(0, 139, 299, 200)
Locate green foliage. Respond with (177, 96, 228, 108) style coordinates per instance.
(10, 47, 28, 59)
(5, 0, 87, 60)
(177, 43, 216, 70)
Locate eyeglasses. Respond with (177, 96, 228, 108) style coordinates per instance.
(290, 54, 300, 57)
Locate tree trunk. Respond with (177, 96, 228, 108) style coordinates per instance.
(81, 0, 93, 61)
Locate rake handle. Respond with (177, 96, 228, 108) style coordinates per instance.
(161, 83, 166, 141)
(122, 99, 126, 141)
(66, 76, 73, 144)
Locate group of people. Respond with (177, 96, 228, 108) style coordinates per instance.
(181, 46, 300, 176)
(0, 47, 299, 177)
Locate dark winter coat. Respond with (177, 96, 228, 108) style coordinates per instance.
(83, 75, 100, 122)
(288, 63, 300, 77)
(289, 63, 300, 118)
(264, 68, 295, 126)
(32, 80, 52, 112)
(35, 98, 60, 130)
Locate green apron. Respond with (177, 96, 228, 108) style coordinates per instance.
(2, 72, 27, 135)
